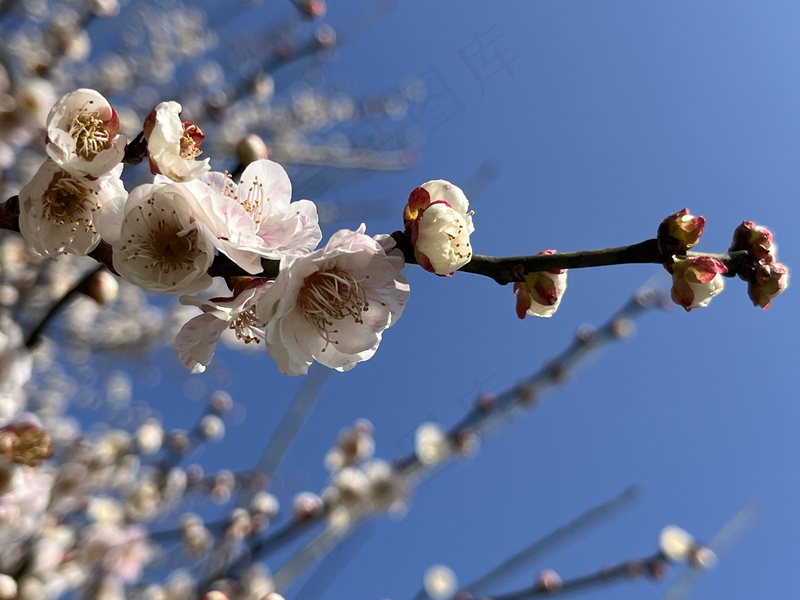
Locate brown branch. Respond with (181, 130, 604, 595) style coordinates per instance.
(0, 198, 750, 284)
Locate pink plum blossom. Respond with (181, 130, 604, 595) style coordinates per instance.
(256, 225, 409, 375)
(196, 159, 321, 266)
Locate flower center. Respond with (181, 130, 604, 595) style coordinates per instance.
(147, 221, 195, 273)
(297, 267, 369, 341)
(69, 111, 111, 159)
(121, 200, 201, 276)
(180, 132, 202, 160)
(229, 305, 265, 344)
(43, 173, 97, 230)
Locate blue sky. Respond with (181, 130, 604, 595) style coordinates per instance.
(149, 2, 799, 598)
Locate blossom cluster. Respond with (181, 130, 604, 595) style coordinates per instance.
(18, 89, 414, 376)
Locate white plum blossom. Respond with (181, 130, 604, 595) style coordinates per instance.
(198, 159, 322, 265)
(176, 279, 272, 373)
(403, 179, 474, 276)
(45, 89, 126, 178)
(143, 101, 210, 182)
(513, 250, 568, 319)
(670, 256, 727, 311)
(18, 159, 127, 257)
(112, 181, 215, 294)
(256, 225, 409, 375)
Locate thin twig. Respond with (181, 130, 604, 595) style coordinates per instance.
(24, 265, 106, 349)
(233, 364, 331, 509)
(492, 552, 669, 599)
(463, 486, 639, 597)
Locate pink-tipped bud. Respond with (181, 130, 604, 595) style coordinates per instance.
(657, 208, 706, 256)
(293, 492, 324, 521)
(235, 134, 269, 166)
(80, 269, 119, 305)
(404, 180, 474, 276)
(747, 261, 789, 309)
(729, 221, 776, 261)
(670, 256, 728, 311)
(513, 250, 568, 319)
(534, 569, 562, 592)
(299, 0, 326, 19)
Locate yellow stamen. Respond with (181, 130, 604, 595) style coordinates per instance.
(69, 111, 111, 159)
(297, 267, 369, 345)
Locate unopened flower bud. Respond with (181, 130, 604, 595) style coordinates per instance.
(657, 208, 706, 256)
(298, 0, 326, 19)
(454, 429, 480, 457)
(251, 491, 280, 517)
(747, 261, 789, 309)
(135, 419, 163, 455)
(316, 25, 336, 48)
(659, 525, 694, 562)
(293, 492, 324, 521)
(688, 545, 717, 569)
(404, 180, 474, 276)
(209, 390, 234, 415)
(90, 0, 120, 18)
(670, 257, 727, 311)
(729, 221, 776, 261)
(423, 565, 457, 600)
(80, 269, 119, 305)
(534, 569, 562, 592)
(513, 251, 568, 319)
(235, 134, 269, 166)
(199, 414, 225, 442)
(414, 422, 450, 467)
